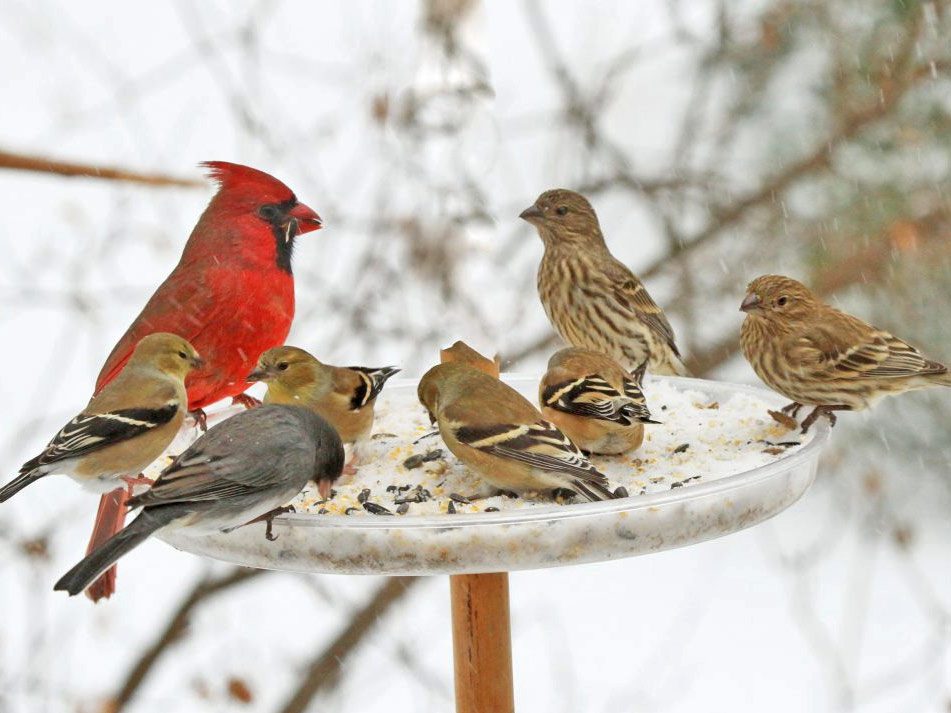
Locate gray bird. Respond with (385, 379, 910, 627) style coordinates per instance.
(54, 404, 344, 596)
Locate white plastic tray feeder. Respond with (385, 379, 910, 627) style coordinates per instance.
(159, 375, 831, 713)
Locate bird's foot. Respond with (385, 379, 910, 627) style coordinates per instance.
(189, 408, 208, 432)
(246, 505, 296, 541)
(781, 402, 803, 418)
(121, 474, 154, 497)
(232, 393, 262, 410)
(800, 406, 844, 434)
(800, 408, 820, 434)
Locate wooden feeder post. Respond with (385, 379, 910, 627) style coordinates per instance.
(450, 572, 515, 713)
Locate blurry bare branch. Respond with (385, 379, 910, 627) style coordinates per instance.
(0, 149, 204, 187)
(275, 577, 421, 713)
(109, 567, 266, 712)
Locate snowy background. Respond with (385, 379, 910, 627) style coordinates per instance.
(1, 1, 950, 711)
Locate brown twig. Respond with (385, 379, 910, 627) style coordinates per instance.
(108, 567, 265, 712)
(0, 149, 204, 188)
(275, 577, 421, 713)
(637, 0, 931, 283)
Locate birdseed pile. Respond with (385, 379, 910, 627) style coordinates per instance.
(152, 376, 812, 520)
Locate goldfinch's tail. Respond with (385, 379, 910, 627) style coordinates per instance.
(571, 479, 619, 502)
(0, 468, 45, 503)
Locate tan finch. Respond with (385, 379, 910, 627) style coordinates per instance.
(247, 346, 399, 470)
(520, 189, 688, 376)
(2, 333, 202, 502)
(540, 347, 657, 455)
(418, 362, 617, 501)
(740, 275, 951, 433)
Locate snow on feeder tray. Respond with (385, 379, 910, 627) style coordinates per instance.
(156, 374, 831, 712)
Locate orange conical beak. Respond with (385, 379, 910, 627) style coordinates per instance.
(289, 202, 322, 235)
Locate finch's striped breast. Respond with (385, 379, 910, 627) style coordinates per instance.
(538, 253, 652, 368)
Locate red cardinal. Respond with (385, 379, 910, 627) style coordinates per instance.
(85, 161, 322, 601)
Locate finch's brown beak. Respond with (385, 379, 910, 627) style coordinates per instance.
(519, 205, 544, 224)
(317, 478, 333, 500)
(246, 366, 269, 383)
(740, 292, 762, 313)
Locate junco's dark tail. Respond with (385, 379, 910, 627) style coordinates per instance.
(54, 506, 183, 596)
(0, 468, 44, 503)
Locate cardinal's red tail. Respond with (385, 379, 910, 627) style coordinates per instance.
(84, 490, 128, 602)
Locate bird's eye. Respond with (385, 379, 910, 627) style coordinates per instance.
(257, 204, 280, 221)
(277, 362, 289, 371)
(556, 206, 568, 216)
(776, 296, 788, 307)
(178, 351, 188, 359)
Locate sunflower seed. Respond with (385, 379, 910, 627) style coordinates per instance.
(363, 502, 393, 516)
(403, 449, 445, 470)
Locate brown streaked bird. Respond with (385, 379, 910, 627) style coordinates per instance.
(520, 189, 688, 376)
(740, 274, 951, 433)
(539, 347, 658, 455)
(2, 333, 202, 503)
(417, 362, 617, 501)
(439, 340, 501, 378)
(247, 346, 399, 470)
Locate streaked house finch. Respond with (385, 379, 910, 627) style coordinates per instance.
(247, 346, 399, 470)
(53, 404, 344, 596)
(86, 161, 323, 600)
(539, 347, 658, 455)
(740, 274, 951, 433)
(417, 362, 617, 501)
(2, 334, 201, 502)
(520, 189, 688, 376)
(439, 340, 501, 378)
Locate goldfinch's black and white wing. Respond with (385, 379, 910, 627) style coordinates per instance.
(542, 374, 655, 425)
(2, 403, 179, 503)
(21, 403, 179, 473)
(453, 420, 615, 500)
